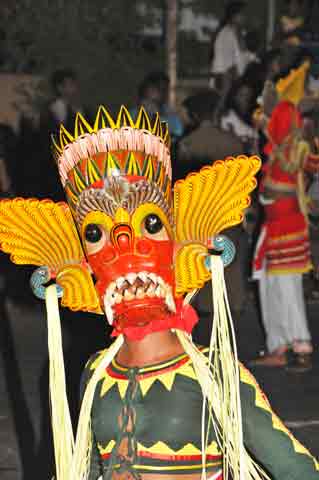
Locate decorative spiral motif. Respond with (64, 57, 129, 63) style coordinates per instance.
(30, 266, 64, 300)
(205, 235, 236, 269)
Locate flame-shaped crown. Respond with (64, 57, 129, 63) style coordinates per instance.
(53, 105, 170, 156)
(53, 106, 173, 213)
(53, 105, 172, 188)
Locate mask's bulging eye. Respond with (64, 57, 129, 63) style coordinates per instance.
(85, 223, 103, 243)
(144, 214, 163, 234)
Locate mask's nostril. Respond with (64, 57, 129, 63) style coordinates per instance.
(102, 245, 117, 262)
(136, 238, 153, 255)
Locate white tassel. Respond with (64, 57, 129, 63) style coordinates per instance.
(177, 255, 269, 480)
(45, 284, 74, 480)
(45, 284, 124, 480)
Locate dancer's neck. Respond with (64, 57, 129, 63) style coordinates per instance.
(116, 330, 184, 368)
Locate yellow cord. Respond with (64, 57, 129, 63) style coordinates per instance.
(45, 284, 75, 480)
(71, 335, 124, 480)
(45, 284, 124, 480)
(177, 255, 269, 480)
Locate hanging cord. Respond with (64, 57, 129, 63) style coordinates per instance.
(176, 255, 269, 480)
(71, 334, 124, 480)
(45, 284, 124, 480)
(209, 254, 244, 479)
(45, 284, 75, 480)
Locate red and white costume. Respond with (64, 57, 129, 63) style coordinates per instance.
(254, 101, 313, 354)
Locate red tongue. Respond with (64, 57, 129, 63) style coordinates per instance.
(111, 298, 199, 341)
(113, 298, 167, 326)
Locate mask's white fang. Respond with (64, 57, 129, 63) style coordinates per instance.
(165, 290, 176, 313)
(103, 298, 114, 325)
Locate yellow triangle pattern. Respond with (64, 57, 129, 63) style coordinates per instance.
(139, 358, 197, 396)
(89, 349, 107, 370)
(106, 152, 119, 176)
(60, 124, 74, 148)
(87, 158, 100, 185)
(117, 380, 129, 400)
(88, 350, 128, 399)
(164, 181, 171, 203)
(156, 371, 176, 392)
(100, 375, 126, 399)
(176, 361, 198, 381)
(97, 439, 221, 457)
(240, 364, 319, 470)
(73, 169, 86, 192)
(157, 165, 165, 190)
(64, 185, 78, 206)
(90, 352, 199, 399)
(55, 105, 171, 157)
(137, 440, 221, 456)
(75, 112, 93, 137)
(94, 106, 116, 130)
(143, 156, 154, 181)
(139, 376, 157, 397)
(126, 153, 140, 176)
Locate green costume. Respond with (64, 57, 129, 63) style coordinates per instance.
(82, 348, 319, 479)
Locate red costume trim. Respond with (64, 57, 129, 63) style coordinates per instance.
(254, 197, 311, 274)
(111, 298, 199, 341)
(106, 354, 191, 380)
(101, 451, 222, 462)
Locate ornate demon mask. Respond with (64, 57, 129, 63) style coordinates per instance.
(0, 106, 260, 339)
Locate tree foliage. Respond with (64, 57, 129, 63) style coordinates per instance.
(2, 1, 281, 110)
(3, 0, 165, 111)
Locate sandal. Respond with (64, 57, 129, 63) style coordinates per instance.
(286, 352, 313, 373)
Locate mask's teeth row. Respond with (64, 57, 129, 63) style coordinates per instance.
(107, 284, 168, 305)
(103, 272, 176, 324)
(107, 272, 168, 297)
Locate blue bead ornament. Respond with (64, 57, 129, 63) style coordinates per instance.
(30, 266, 64, 300)
(205, 235, 236, 270)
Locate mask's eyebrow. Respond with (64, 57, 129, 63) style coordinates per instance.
(76, 178, 173, 228)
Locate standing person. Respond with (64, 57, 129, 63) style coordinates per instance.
(221, 80, 258, 154)
(179, 90, 244, 177)
(131, 72, 183, 164)
(252, 63, 314, 370)
(38, 68, 88, 201)
(209, 1, 256, 122)
(131, 71, 184, 142)
(0, 106, 318, 479)
(41, 68, 84, 133)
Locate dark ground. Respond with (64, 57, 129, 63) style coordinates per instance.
(0, 271, 318, 480)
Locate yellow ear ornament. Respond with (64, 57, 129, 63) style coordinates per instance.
(174, 155, 261, 295)
(0, 198, 101, 313)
